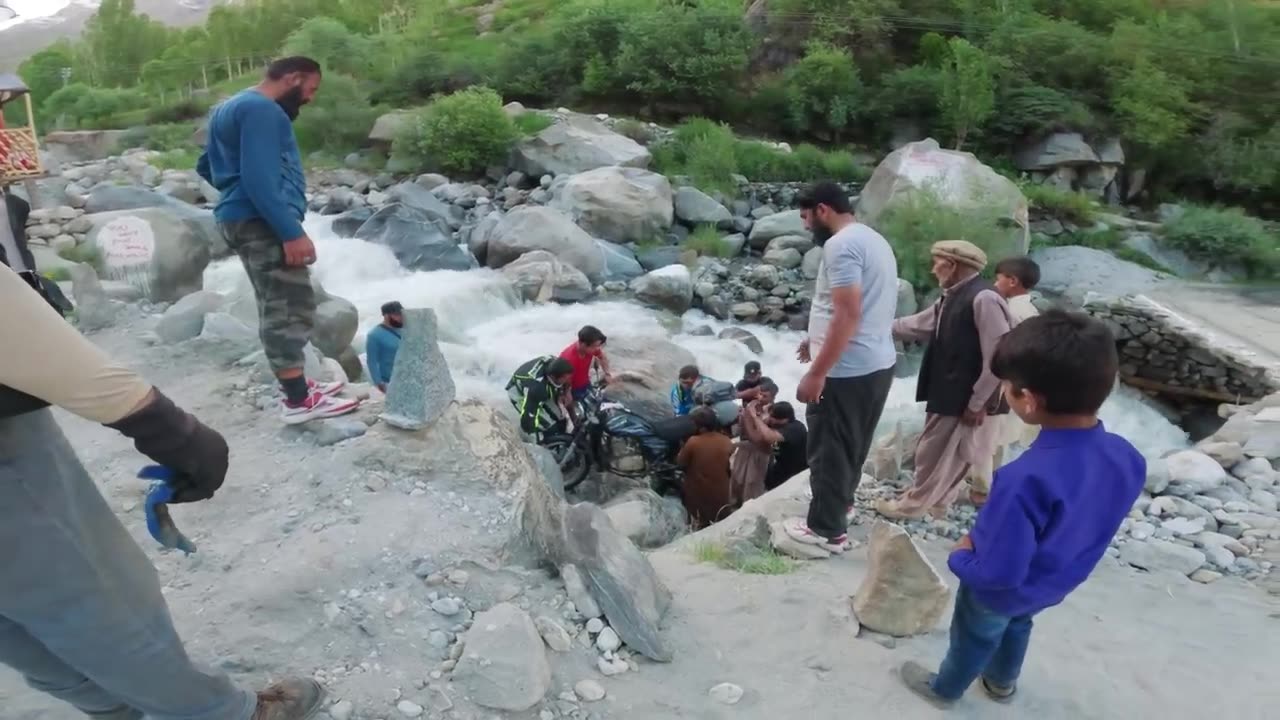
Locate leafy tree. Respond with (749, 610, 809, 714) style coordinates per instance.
(16, 43, 76, 125)
(939, 38, 996, 151)
(1109, 57, 1196, 153)
(782, 43, 863, 140)
(283, 17, 375, 77)
(984, 83, 1094, 148)
(292, 74, 382, 154)
(393, 87, 517, 176)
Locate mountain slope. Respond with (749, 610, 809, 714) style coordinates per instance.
(0, 1, 225, 70)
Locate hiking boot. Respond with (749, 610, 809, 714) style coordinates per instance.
(980, 676, 1017, 703)
(307, 378, 345, 397)
(281, 391, 360, 425)
(252, 677, 325, 720)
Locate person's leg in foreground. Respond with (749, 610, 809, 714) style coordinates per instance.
(0, 411, 323, 720)
(223, 220, 355, 423)
(899, 585, 1032, 708)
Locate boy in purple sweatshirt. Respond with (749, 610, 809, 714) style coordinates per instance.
(900, 309, 1146, 708)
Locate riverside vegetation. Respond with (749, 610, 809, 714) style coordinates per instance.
(6, 0, 1278, 276)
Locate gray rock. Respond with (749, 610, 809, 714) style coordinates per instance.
(68, 264, 121, 331)
(534, 617, 573, 653)
(84, 185, 184, 214)
(574, 679, 606, 702)
(595, 627, 621, 653)
(1119, 540, 1206, 576)
(1015, 132, 1101, 170)
(560, 565, 601, 620)
(1201, 543, 1236, 570)
(763, 247, 802, 269)
(603, 336, 697, 422)
(312, 282, 359, 358)
(596, 240, 644, 282)
(521, 465, 673, 661)
(368, 110, 414, 143)
(306, 418, 368, 447)
(329, 699, 355, 720)
(709, 683, 744, 705)
(852, 521, 950, 637)
(765, 234, 814, 255)
(802, 246, 823, 279)
(502, 250, 593, 304)
(1122, 233, 1205, 279)
(720, 233, 747, 258)
(486, 206, 605, 283)
(603, 489, 687, 548)
(432, 597, 462, 616)
(511, 116, 651, 177)
(198, 312, 258, 353)
(719, 327, 764, 354)
(1144, 458, 1171, 495)
(674, 186, 732, 227)
(631, 265, 693, 315)
(354, 203, 473, 272)
(636, 245, 684, 272)
(747, 210, 808, 250)
(746, 264, 782, 289)
(1164, 450, 1228, 496)
(551, 167, 673, 244)
(1243, 418, 1280, 461)
(155, 290, 224, 344)
(86, 207, 213, 303)
(1197, 441, 1245, 469)
(730, 302, 760, 320)
(381, 308, 456, 431)
(331, 207, 374, 238)
(451, 603, 551, 712)
(1030, 246, 1166, 304)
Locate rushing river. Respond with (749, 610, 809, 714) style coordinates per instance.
(204, 216, 1190, 459)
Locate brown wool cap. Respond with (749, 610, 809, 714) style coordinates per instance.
(930, 240, 988, 271)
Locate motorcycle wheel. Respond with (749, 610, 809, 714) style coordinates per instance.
(547, 436, 591, 491)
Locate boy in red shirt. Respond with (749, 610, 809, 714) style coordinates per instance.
(559, 325, 612, 401)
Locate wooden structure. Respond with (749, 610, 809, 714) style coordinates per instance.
(0, 72, 44, 183)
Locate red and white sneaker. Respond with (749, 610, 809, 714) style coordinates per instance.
(307, 378, 345, 397)
(281, 391, 359, 425)
(782, 518, 850, 554)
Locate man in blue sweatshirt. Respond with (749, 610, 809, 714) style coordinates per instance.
(197, 56, 358, 425)
(899, 309, 1146, 709)
(366, 301, 403, 393)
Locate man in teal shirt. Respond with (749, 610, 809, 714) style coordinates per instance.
(366, 301, 403, 393)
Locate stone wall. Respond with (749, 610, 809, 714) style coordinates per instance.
(1087, 296, 1279, 403)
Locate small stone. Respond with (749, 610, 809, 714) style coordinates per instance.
(597, 656, 628, 676)
(709, 683, 744, 705)
(1190, 568, 1223, 584)
(585, 618, 605, 634)
(397, 700, 424, 717)
(595, 627, 621, 653)
(428, 630, 450, 649)
(328, 700, 354, 720)
(447, 569, 470, 586)
(574, 679, 607, 702)
(413, 560, 434, 578)
(540, 711, 555, 720)
(535, 616, 573, 653)
(432, 598, 462, 616)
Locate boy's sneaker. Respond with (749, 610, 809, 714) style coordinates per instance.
(252, 677, 325, 720)
(783, 518, 849, 553)
(307, 378, 345, 397)
(281, 392, 360, 425)
(824, 533, 853, 554)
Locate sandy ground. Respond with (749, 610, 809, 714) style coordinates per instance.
(4, 316, 1280, 720)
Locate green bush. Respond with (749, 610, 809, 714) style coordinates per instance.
(873, 186, 1016, 289)
(1162, 206, 1279, 278)
(782, 42, 863, 140)
(292, 74, 383, 155)
(149, 148, 201, 171)
(1020, 183, 1096, 224)
(1030, 227, 1171, 273)
(144, 97, 212, 125)
(684, 225, 734, 258)
(512, 112, 553, 136)
(393, 87, 518, 176)
(613, 118, 654, 144)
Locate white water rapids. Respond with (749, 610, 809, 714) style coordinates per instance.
(204, 216, 1190, 459)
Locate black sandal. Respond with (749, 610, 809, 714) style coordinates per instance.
(981, 677, 1017, 703)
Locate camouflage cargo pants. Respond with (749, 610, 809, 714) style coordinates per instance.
(219, 219, 314, 374)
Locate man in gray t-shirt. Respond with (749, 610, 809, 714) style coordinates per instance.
(785, 182, 899, 553)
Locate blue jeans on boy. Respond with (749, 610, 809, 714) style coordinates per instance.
(931, 584, 1035, 700)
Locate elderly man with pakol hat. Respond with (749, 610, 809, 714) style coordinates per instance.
(878, 240, 1015, 520)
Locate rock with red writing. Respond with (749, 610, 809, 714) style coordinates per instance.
(85, 208, 213, 303)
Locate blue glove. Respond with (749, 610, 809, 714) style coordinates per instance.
(138, 465, 197, 555)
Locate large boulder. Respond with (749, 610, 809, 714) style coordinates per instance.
(511, 116, 651, 177)
(501, 250, 593, 304)
(384, 182, 460, 228)
(605, 336, 696, 421)
(380, 308, 456, 431)
(851, 521, 951, 637)
(1119, 540, 1206, 577)
(451, 603, 552, 711)
(331, 207, 374, 239)
(84, 185, 189, 214)
(354, 203, 473, 272)
(747, 210, 809, 250)
(858, 138, 1030, 256)
(485, 206, 605, 283)
(1163, 450, 1229, 497)
(1014, 132, 1101, 171)
(1031, 246, 1167, 304)
(596, 240, 644, 282)
(466, 210, 504, 266)
(551, 167, 673, 244)
(155, 290, 224, 344)
(636, 245, 684, 272)
(368, 110, 415, 144)
(42, 130, 129, 165)
(68, 264, 122, 331)
(86, 208, 213, 302)
(673, 186, 732, 227)
(631, 265, 693, 315)
(604, 489, 687, 549)
(311, 280, 359, 358)
(519, 463, 674, 661)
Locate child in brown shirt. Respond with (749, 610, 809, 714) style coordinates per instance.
(677, 407, 734, 528)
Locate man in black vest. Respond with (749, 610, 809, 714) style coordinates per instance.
(878, 240, 1013, 519)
